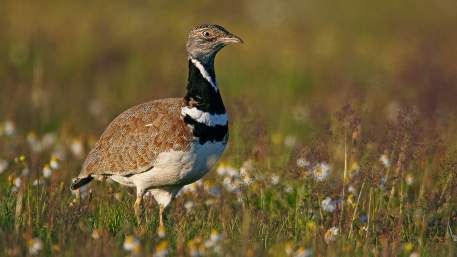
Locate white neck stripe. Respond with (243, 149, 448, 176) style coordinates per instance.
(189, 57, 218, 92)
(181, 106, 228, 126)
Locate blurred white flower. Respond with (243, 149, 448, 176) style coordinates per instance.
(0, 159, 8, 174)
(312, 162, 330, 181)
(284, 185, 293, 193)
(380, 154, 391, 168)
(28, 238, 43, 255)
(154, 240, 169, 257)
(294, 247, 313, 257)
(32, 179, 44, 186)
(70, 139, 84, 158)
(321, 197, 336, 212)
(270, 175, 280, 185)
(223, 177, 241, 193)
(204, 229, 221, 248)
(184, 201, 194, 213)
(406, 173, 414, 185)
(14, 177, 22, 189)
(284, 135, 297, 148)
(42, 164, 52, 178)
(123, 235, 140, 252)
(296, 158, 309, 168)
(216, 163, 239, 178)
(50, 156, 60, 170)
(348, 185, 356, 194)
(240, 169, 255, 186)
(324, 227, 339, 243)
(3, 120, 16, 136)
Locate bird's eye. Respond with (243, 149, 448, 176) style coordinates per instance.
(203, 31, 211, 38)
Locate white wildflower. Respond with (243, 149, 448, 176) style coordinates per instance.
(204, 230, 221, 248)
(324, 227, 339, 243)
(4, 120, 16, 136)
(70, 139, 84, 158)
(28, 238, 43, 255)
(296, 158, 309, 168)
(321, 197, 336, 212)
(294, 247, 313, 257)
(154, 241, 169, 257)
(42, 164, 52, 178)
(184, 201, 194, 213)
(123, 235, 140, 251)
(380, 154, 390, 168)
(312, 162, 330, 181)
(270, 175, 280, 185)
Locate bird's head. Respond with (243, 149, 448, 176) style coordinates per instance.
(186, 24, 243, 64)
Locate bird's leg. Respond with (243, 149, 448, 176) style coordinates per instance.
(159, 204, 164, 227)
(134, 192, 144, 224)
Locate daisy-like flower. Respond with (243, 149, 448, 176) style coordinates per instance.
(50, 156, 60, 170)
(70, 138, 84, 158)
(240, 169, 255, 186)
(0, 159, 8, 174)
(270, 175, 280, 185)
(216, 163, 239, 178)
(223, 177, 241, 193)
(184, 201, 194, 213)
(42, 164, 52, 178)
(294, 247, 313, 257)
(379, 154, 391, 168)
(28, 238, 43, 255)
(3, 120, 16, 136)
(296, 158, 309, 168)
(324, 227, 339, 243)
(154, 240, 169, 257)
(123, 235, 141, 253)
(204, 229, 221, 248)
(321, 197, 336, 212)
(312, 162, 330, 181)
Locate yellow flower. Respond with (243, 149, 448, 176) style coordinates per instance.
(403, 242, 414, 252)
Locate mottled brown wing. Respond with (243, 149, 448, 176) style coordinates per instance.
(79, 98, 193, 177)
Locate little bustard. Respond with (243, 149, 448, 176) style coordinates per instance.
(70, 24, 243, 226)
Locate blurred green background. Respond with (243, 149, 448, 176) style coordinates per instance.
(1, 0, 457, 138)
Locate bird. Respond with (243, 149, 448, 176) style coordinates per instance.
(70, 24, 243, 227)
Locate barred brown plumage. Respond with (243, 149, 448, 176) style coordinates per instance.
(70, 24, 243, 228)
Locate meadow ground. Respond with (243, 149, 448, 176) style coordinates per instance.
(1, 0, 457, 256)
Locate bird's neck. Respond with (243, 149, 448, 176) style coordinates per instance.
(184, 57, 226, 115)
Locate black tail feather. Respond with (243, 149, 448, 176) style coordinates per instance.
(70, 176, 93, 190)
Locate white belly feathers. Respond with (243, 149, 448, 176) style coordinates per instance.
(110, 140, 226, 190)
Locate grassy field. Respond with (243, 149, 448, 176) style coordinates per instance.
(1, 0, 457, 256)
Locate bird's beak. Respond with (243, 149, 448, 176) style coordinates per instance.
(220, 34, 244, 45)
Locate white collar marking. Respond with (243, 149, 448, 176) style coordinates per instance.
(189, 57, 218, 92)
(181, 106, 228, 126)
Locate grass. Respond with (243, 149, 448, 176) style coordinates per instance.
(1, 0, 457, 256)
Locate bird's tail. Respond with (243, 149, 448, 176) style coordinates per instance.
(70, 176, 93, 190)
